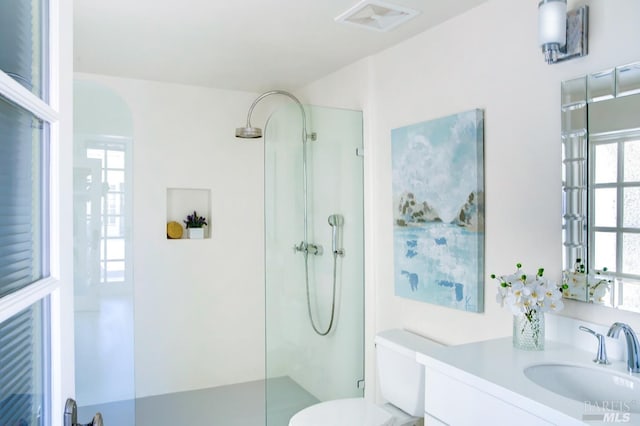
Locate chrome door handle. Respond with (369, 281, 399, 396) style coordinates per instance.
(64, 398, 104, 426)
(91, 413, 104, 426)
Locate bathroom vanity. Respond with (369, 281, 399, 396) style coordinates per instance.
(416, 329, 639, 425)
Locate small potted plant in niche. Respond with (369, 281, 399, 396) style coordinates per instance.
(184, 210, 208, 239)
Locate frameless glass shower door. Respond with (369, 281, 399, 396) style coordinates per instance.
(73, 79, 136, 425)
(264, 104, 364, 425)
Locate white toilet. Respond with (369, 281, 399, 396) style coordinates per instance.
(289, 329, 442, 426)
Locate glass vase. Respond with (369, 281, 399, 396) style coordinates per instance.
(513, 310, 545, 350)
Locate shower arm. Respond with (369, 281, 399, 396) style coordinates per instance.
(244, 90, 310, 140)
(245, 90, 312, 248)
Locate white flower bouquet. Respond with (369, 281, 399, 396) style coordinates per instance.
(491, 264, 565, 350)
(491, 263, 564, 318)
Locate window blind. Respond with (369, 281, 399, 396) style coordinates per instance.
(0, 301, 45, 426)
(0, 0, 51, 424)
(0, 0, 45, 98)
(0, 96, 45, 298)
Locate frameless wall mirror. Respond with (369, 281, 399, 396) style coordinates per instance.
(562, 61, 640, 312)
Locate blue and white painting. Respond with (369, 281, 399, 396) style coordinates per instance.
(391, 109, 484, 313)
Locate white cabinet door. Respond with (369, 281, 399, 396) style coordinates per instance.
(425, 368, 553, 426)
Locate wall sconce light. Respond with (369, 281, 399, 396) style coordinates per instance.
(538, 0, 588, 64)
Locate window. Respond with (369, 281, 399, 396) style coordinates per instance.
(78, 138, 131, 285)
(589, 133, 640, 309)
(0, 0, 48, 99)
(591, 135, 640, 277)
(0, 96, 49, 298)
(0, 300, 48, 426)
(0, 0, 58, 424)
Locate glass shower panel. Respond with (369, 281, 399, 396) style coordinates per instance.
(264, 104, 364, 426)
(73, 79, 135, 425)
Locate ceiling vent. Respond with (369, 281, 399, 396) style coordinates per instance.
(335, 0, 420, 32)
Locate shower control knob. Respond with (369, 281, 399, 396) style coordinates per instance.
(307, 243, 323, 256)
(293, 241, 323, 256)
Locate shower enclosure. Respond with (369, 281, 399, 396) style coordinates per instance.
(252, 99, 365, 425)
(72, 83, 363, 425)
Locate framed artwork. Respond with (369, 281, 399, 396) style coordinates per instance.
(391, 109, 484, 312)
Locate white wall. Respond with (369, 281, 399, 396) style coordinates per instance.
(299, 0, 640, 400)
(74, 73, 267, 398)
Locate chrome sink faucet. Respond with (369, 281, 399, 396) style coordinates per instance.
(607, 322, 640, 373)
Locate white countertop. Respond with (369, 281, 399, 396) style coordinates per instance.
(416, 337, 639, 425)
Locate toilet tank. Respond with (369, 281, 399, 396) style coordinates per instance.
(375, 329, 444, 417)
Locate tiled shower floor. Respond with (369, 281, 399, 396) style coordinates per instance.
(78, 377, 318, 426)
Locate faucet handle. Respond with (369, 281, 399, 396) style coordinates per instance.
(579, 326, 610, 365)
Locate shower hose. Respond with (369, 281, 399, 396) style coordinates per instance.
(304, 250, 339, 336)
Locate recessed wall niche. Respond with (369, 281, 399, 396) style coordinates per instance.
(166, 188, 211, 239)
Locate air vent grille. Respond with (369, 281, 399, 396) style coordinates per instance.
(335, 0, 420, 32)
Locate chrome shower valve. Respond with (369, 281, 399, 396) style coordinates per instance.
(293, 241, 323, 256)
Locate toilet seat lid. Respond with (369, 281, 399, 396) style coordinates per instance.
(289, 398, 394, 426)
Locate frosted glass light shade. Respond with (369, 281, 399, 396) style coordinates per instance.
(538, 0, 567, 47)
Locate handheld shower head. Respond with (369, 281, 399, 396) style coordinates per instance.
(328, 214, 344, 227)
(328, 214, 345, 256)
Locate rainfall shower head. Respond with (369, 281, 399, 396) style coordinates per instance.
(235, 90, 309, 141)
(235, 126, 263, 138)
